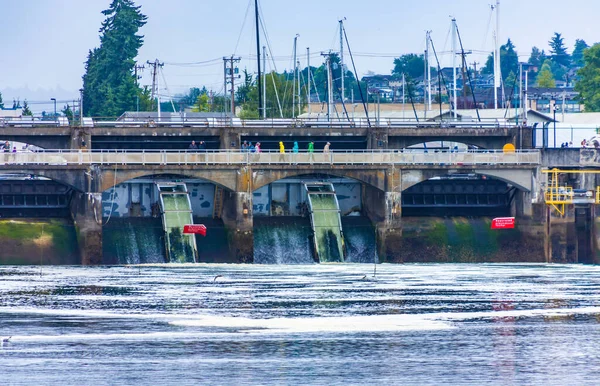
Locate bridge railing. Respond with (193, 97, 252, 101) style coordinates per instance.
(1, 116, 520, 129)
(0, 149, 540, 166)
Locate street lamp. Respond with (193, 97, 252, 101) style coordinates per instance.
(50, 98, 57, 119)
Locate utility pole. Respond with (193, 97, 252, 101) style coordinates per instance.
(459, 50, 472, 108)
(471, 61, 479, 82)
(147, 59, 164, 118)
(223, 56, 241, 115)
(134, 63, 145, 86)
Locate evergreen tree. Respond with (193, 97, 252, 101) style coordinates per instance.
(572, 39, 589, 68)
(0, 91, 4, 109)
(536, 60, 556, 88)
(549, 32, 570, 67)
(575, 44, 600, 111)
(482, 39, 518, 82)
(82, 0, 147, 117)
(22, 100, 33, 116)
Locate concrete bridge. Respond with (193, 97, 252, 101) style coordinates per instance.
(0, 149, 540, 264)
(0, 122, 530, 151)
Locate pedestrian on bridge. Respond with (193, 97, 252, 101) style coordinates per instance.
(188, 140, 198, 150)
(308, 141, 314, 164)
(279, 141, 286, 162)
(323, 142, 331, 154)
(292, 142, 299, 165)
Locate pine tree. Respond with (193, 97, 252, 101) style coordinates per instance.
(572, 39, 589, 68)
(0, 91, 4, 109)
(549, 33, 570, 68)
(82, 0, 147, 117)
(22, 100, 33, 116)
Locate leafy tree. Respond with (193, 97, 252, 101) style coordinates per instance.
(82, 0, 147, 117)
(392, 54, 426, 80)
(505, 71, 517, 88)
(575, 44, 600, 111)
(22, 100, 33, 116)
(192, 94, 210, 112)
(536, 60, 556, 88)
(549, 32, 570, 67)
(572, 39, 589, 68)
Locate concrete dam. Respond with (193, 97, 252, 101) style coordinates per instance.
(0, 121, 597, 265)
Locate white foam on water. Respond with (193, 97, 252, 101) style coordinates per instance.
(169, 314, 454, 333)
(427, 306, 600, 321)
(4, 331, 221, 343)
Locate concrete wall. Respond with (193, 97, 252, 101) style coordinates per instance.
(252, 179, 362, 216)
(102, 180, 216, 218)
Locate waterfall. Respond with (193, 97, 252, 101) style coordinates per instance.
(103, 218, 165, 264)
(342, 216, 378, 264)
(254, 217, 314, 264)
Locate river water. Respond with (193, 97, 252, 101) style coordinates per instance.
(1, 264, 600, 385)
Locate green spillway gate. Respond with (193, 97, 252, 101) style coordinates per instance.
(156, 183, 198, 263)
(304, 182, 345, 263)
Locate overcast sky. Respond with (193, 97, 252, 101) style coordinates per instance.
(0, 0, 598, 112)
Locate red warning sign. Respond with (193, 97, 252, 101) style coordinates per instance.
(183, 224, 207, 236)
(491, 217, 515, 230)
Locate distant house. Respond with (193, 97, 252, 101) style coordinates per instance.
(527, 87, 582, 114)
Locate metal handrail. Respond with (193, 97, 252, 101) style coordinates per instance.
(0, 149, 541, 166)
(0, 116, 522, 129)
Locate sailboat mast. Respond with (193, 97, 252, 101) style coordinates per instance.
(340, 19, 345, 104)
(494, 0, 500, 109)
(293, 35, 298, 116)
(307, 47, 311, 115)
(426, 31, 432, 111)
(255, 0, 263, 118)
(262, 45, 267, 119)
(452, 18, 457, 119)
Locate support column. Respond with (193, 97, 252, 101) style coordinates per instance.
(362, 173, 402, 262)
(70, 127, 89, 150)
(70, 191, 103, 265)
(220, 127, 240, 150)
(515, 190, 533, 218)
(221, 167, 253, 263)
(366, 126, 388, 150)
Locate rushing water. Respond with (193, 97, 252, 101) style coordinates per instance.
(2, 264, 600, 385)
